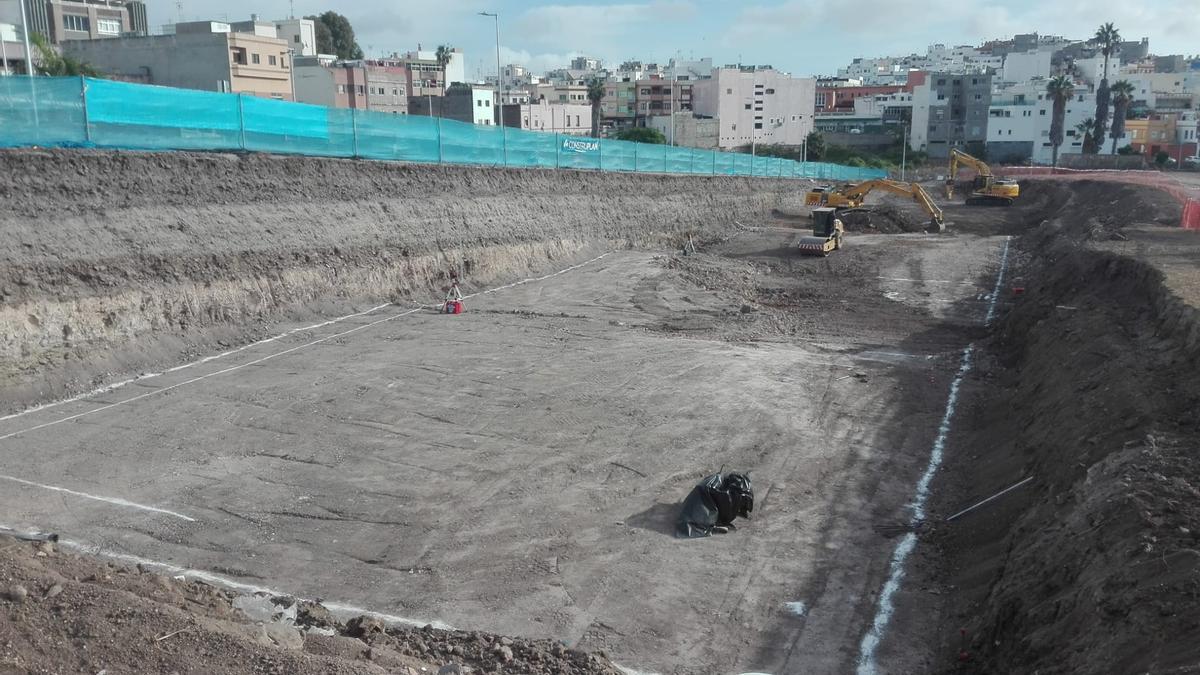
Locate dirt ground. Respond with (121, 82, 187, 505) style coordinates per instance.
(3, 151, 1200, 675)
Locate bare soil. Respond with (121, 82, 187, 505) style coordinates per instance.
(3, 150, 1200, 675)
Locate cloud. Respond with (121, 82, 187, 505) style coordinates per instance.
(512, 1, 697, 58)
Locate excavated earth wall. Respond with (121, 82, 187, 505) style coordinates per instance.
(927, 181, 1200, 674)
(0, 150, 798, 410)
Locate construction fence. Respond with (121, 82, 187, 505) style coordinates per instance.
(0, 76, 886, 182)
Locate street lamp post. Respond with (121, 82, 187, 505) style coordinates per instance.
(18, 0, 34, 75)
(286, 48, 296, 101)
(478, 11, 506, 165)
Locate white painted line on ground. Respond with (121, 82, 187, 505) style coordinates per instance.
(876, 276, 982, 286)
(856, 236, 1012, 674)
(0, 302, 393, 424)
(0, 252, 614, 444)
(0, 475, 195, 521)
(984, 237, 1012, 326)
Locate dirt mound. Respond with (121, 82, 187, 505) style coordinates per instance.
(925, 187, 1200, 673)
(839, 205, 925, 234)
(0, 533, 622, 675)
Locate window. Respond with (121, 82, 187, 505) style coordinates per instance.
(337, 84, 346, 94)
(575, 115, 581, 126)
(641, 88, 650, 95)
(97, 18, 121, 35)
(754, 122, 763, 129)
(937, 94, 945, 100)
(974, 94, 982, 100)
(726, 88, 732, 94)
(268, 55, 277, 66)
(937, 79, 946, 85)
(356, 85, 364, 94)
(566, 116, 571, 127)
(1039, 109, 1046, 115)
(232, 48, 247, 65)
(294, 35, 301, 43)
(63, 14, 90, 32)
(744, 103, 751, 110)
(392, 88, 399, 96)
(1008, 129, 1012, 136)
(765, 88, 775, 94)
(252, 53, 261, 65)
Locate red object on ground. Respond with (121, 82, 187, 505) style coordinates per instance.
(1013, 287, 1025, 296)
(1184, 199, 1200, 231)
(446, 300, 463, 314)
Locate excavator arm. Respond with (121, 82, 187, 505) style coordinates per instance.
(946, 149, 1019, 205)
(859, 180, 945, 232)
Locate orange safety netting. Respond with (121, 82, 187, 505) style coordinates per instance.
(998, 166, 1200, 230)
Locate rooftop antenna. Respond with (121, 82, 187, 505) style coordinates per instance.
(175, 1, 183, 23)
(289, 0, 295, 19)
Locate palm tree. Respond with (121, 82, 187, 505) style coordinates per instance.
(1075, 117, 1096, 154)
(1109, 80, 1136, 154)
(1047, 75, 1075, 168)
(1091, 23, 1120, 154)
(586, 78, 605, 139)
(435, 44, 452, 117)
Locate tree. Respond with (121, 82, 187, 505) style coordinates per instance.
(1116, 144, 1137, 156)
(1047, 75, 1075, 168)
(435, 45, 452, 90)
(1075, 117, 1096, 154)
(32, 33, 102, 77)
(305, 12, 362, 60)
(1091, 22, 1120, 154)
(805, 131, 826, 161)
(615, 127, 666, 144)
(1108, 80, 1135, 154)
(1154, 150, 1170, 167)
(586, 78, 605, 138)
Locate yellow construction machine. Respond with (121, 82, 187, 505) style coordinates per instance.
(804, 179, 945, 232)
(796, 207, 844, 256)
(946, 148, 1020, 206)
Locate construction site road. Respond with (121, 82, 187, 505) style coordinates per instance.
(0, 228, 1009, 674)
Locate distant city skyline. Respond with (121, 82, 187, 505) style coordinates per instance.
(148, 1, 1199, 78)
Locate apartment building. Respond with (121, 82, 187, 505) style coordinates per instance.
(1125, 111, 1198, 160)
(499, 100, 592, 135)
(908, 71, 992, 158)
(984, 81, 1100, 164)
(692, 66, 816, 150)
(64, 21, 293, 99)
(634, 77, 693, 121)
(364, 65, 409, 114)
(409, 84, 498, 126)
(273, 18, 317, 57)
(5, 0, 131, 43)
(600, 81, 636, 130)
(814, 78, 912, 114)
(293, 55, 366, 108)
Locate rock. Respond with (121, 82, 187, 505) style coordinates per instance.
(499, 637, 513, 646)
(6, 585, 28, 603)
(36, 542, 54, 555)
(493, 644, 513, 663)
(45, 584, 63, 599)
(263, 623, 304, 650)
(346, 615, 385, 638)
(739, 304, 754, 314)
(438, 665, 470, 675)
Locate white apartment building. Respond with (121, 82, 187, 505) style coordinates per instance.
(1074, 55, 1122, 85)
(1000, 51, 1053, 84)
(503, 100, 592, 135)
(692, 67, 815, 150)
(1123, 72, 1200, 109)
(273, 18, 316, 57)
(986, 81, 1113, 164)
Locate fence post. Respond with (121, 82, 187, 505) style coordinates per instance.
(436, 115, 443, 163)
(663, 144, 667, 174)
(555, 133, 560, 168)
(79, 76, 92, 144)
(711, 150, 716, 176)
(598, 138, 603, 172)
(633, 141, 638, 172)
(350, 109, 359, 158)
(237, 93, 246, 151)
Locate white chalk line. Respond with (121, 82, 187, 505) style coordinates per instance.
(856, 235, 1012, 674)
(1, 518, 656, 674)
(0, 520, 449, 629)
(0, 251, 614, 446)
(0, 250, 614, 428)
(984, 237, 1012, 327)
(0, 474, 195, 521)
(0, 302, 393, 424)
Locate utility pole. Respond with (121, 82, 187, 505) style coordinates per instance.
(479, 12, 506, 164)
(901, 124, 907, 181)
(18, 0, 33, 75)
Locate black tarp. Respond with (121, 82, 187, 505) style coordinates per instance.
(675, 472, 754, 538)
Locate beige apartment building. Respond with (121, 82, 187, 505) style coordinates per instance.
(63, 21, 293, 100)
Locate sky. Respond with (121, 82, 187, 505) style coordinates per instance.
(150, 0, 1199, 78)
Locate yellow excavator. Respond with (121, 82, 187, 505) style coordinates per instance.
(804, 179, 945, 232)
(946, 148, 1020, 206)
